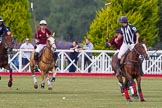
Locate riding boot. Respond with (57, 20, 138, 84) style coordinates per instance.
(53, 52, 58, 68)
(115, 59, 121, 76)
(34, 52, 39, 72)
(53, 52, 58, 61)
(140, 62, 144, 76)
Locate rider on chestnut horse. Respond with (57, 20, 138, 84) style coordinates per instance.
(33, 20, 58, 82)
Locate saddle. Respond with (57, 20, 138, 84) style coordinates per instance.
(37, 46, 54, 65)
(120, 50, 139, 65)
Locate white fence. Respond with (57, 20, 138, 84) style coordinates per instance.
(1, 49, 162, 74)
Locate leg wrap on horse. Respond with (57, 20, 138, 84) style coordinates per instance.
(139, 91, 145, 101)
(124, 87, 130, 99)
(129, 80, 137, 94)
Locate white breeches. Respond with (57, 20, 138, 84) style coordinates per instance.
(35, 44, 46, 53)
(114, 49, 120, 55)
(117, 43, 135, 59)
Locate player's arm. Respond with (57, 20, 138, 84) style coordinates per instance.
(132, 26, 139, 44)
(135, 32, 140, 44)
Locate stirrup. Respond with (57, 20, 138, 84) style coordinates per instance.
(116, 68, 121, 76)
(34, 65, 39, 72)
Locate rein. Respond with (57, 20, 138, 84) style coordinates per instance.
(40, 41, 54, 65)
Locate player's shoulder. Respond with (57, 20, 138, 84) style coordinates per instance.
(128, 23, 135, 28)
(128, 23, 138, 32)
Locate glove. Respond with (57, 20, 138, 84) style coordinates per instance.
(35, 39, 39, 44)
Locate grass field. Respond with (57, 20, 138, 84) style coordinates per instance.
(0, 76, 162, 108)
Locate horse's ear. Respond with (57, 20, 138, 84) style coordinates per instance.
(141, 38, 147, 44)
(139, 37, 146, 44)
(52, 32, 55, 37)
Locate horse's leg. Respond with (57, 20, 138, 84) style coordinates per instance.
(4, 64, 13, 87)
(32, 71, 38, 89)
(8, 67, 13, 87)
(123, 78, 132, 102)
(136, 76, 145, 101)
(40, 71, 45, 88)
(45, 73, 52, 90)
(117, 75, 124, 95)
(128, 79, 139, 100)
(31, 66, 38, 89)
(30, 53, 38, 89)
(50, 67, 57, 82)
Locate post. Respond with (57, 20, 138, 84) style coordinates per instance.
(105, 3, 111, 39)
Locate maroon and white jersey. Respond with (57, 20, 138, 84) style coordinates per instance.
(109, 36, 123, 50)
(34, 28, 52, 44)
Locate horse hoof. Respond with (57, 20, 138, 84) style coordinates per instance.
(121, 93, 125, 96)
(127, 99, 132, 102)
(50, 77, 56, 82)
(48, 86, 52, 90)
(8, 81, 12, 87)
(132, 94, 139, 100)
(141, 99, 145, 102)
(40, 83, 45, 88)
(34, 82, 38, 89)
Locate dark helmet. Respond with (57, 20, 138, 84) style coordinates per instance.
(115, 28, 122, 34)
(119, 16, 128, 23)
(0, 16, 3, 22)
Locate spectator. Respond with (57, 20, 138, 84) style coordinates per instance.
(68, 41, 82, 72)
(83, 38, 93, 73)
(20, 38, 34, 71)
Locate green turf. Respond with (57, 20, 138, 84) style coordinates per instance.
(0, 76, 162, 108)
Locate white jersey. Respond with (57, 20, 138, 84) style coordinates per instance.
(121, 23, 138, 44)
(20, 43, 34, 58)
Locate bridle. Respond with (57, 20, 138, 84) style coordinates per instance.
(132, 43, 147, 60)
(41, 37, 56, 64)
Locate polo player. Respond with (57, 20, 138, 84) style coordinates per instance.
(0, 16, 11, 42)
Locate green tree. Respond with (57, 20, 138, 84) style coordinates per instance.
(0, 0, 32, 42)
(29, 0, 104, 42)
(48, 0, 104, 41)
(86, 0, 159, 50)
(154, 0, 162, 49)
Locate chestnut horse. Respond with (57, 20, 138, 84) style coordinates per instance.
(30, 36, 56, 90)
(0, 33, 14, 87)
(112, 42, 149, 102)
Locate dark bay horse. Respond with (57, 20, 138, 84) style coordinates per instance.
(112, 42, 149, 102)
(30, 36, 56, 90)
(0, 34, 14, 87)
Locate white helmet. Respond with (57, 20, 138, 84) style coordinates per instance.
(40, 20, 47, 25)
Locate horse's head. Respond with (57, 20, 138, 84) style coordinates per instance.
(2, 34, 14, 52)
(134, 43, 149, 60)
(47, 36, 56, 52)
